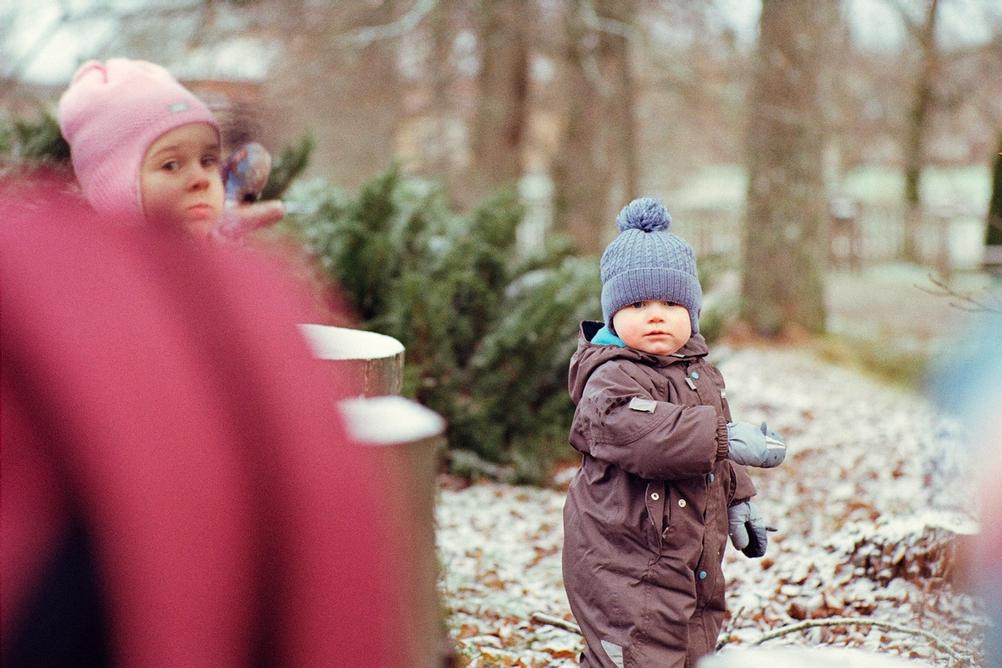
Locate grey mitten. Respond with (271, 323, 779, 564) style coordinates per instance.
(728, 500, 768, 558)
(727, 421, 787, 468)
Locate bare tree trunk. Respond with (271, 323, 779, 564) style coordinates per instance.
(427, 0, 459, 182)
(902, 0, 940, 263)
(551, 0, 636, 255)
(600, 0, 639, 202)
(265, 2, 404, 189)
(463, 0, 530, 208)
(740, 0, 839, 336)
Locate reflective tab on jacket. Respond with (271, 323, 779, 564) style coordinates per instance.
(600, 640, 625, 668)
(628, 397, 657, 413)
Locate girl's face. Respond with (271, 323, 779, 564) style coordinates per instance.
(612, 300, 692, 356)
(140, 123, 223, 237)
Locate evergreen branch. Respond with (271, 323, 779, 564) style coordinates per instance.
(446, 449, 517, 483)
(750, 616, 972, 665)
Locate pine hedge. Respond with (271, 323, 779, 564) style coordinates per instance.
(283, 168, 601, 483)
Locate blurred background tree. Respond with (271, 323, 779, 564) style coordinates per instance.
(899, 0, 942, 264)
(3, 0, 1000, 477)
(740, 0, 839, 336)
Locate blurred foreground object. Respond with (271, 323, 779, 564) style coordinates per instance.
(929, 315, 1002, 666)
(0, 181, 413, 666)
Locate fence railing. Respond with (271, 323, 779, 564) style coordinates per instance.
(667, 203, 987, 273)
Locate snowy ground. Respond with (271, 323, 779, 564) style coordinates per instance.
(435, 346, 987, 667)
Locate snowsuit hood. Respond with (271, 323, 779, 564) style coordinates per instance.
(562, 320, 755, 667)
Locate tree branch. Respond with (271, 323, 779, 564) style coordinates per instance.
(750, 616, 973, 664)
(337, 0, 438, 48)
(580, 0, 637, 41)
(916, 273, 1002, 313)
(879, 0, 924, 40)
(715, 606, 745, 651)
(535, 609, 975, 664)
(1, 6, 68, 84)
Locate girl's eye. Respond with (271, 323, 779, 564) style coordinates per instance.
(160, 160, 179, 172)
(631, 301, 646, 309)
(201, 155, 219, 168)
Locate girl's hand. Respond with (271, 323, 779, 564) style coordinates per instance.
(211, 200, 285, 244)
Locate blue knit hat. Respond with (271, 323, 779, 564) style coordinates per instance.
(600, 197, 702, 334)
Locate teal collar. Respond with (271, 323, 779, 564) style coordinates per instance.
(591, 324, 626, 347)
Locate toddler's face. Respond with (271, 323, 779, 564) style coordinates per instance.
(140, 123, 223, 237)
(612, 300, 691, 356)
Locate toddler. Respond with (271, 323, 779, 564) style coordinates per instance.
(58, 58, 281, 239)
(562, 197, 787, 667)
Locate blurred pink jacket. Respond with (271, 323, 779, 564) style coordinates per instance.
(1, 180, 409, 666)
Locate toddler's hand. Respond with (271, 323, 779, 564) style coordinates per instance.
(728, 500, 769, 558)
(727, 421, 787, 468)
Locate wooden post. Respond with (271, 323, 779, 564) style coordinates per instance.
(340, 396, 445, 667)
(298, 324, 404, 397)
(299, 324, 445, 667)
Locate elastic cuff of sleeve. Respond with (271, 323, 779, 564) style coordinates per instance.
(715, 416, 730, 460)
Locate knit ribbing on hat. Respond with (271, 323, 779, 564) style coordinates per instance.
(600, 197, 703, 334)
(58, 59, 219, 224)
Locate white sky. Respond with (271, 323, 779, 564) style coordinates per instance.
(4, 0, 1000, 85)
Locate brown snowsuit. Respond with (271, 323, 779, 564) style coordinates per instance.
(563, 322, 756, 668)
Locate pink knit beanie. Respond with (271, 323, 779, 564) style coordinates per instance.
(58, 59, 219, 224)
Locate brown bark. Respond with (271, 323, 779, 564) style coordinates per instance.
(463, 0, 530, 208)
(603, 0, 639, 203)
(902, 0, 940, 262)
(264, 1, 404, 189)
(551, 0, 636, 255)
(740, 0, 839, 336)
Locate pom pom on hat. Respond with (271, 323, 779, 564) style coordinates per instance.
(615, 196, 672, 233)
(58, 58, 219, 224)
(601, 196, 703, 335)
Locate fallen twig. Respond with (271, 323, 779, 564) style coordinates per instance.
(530, 611, 582, 636)
(751, 616, 972, 665)
(534, 610, 972, 665)
(715, 606, 745, 650)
